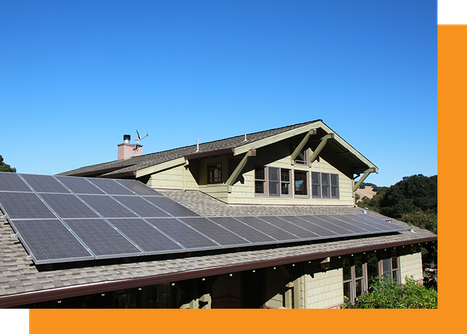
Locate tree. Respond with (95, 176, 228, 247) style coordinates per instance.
(341, 277, 437, 309)
(0, 155, 16, 173)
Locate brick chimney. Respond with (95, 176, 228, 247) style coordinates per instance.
(117, 135, 143, 160)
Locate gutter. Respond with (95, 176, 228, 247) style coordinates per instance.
(0, 235, 437, 308)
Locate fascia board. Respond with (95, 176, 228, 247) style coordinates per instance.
(136, 157, 187, 178)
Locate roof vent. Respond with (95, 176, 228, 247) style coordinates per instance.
(123, 134, 131, 144)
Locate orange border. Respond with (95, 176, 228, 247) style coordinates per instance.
(28, 23, 461, 334)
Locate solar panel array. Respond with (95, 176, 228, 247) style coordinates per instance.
(0, 172, 407, 265)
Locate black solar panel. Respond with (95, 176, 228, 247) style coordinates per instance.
(86, 178, 134, 195)
(39, 193, 99, 219)
(234, 216, 299, 242)
(209, 217, 275, 243)
(144, 196, 199, 217)
(64, 219, 142, 258)
(10, 219, 93, 264)
(179, 217, 249, 247)
(115, 179, 162, 196)
(146, 218, 219, 250)
(0, 192, 56, 219)
(79, 195, 137, 218)
(55, 176, 105, 194)
(108, 218, 184, 253)
(114, 196, 170, 218)
(21, 174, 70, 193)
(0, 173, 408, 265)
(0, 172, 31, 192)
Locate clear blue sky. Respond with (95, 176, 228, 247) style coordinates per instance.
(0, 0, 437, 186)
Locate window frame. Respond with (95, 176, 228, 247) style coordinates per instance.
(311, 172, 340, 199)
(342, 254, 368, 303)
(254, 166, 266, 196)
(293, 170, 309, 198)
(207, 163, 222, 184)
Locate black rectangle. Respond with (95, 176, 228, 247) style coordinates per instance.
(234, 216, 299, 242)
(86, 178, 135, 195)
(143, 196, 199, 217)
(55, 176, 105, 194)
(0, 192, 56, 219)
(115, 180, 162, 196)
(114, 196, 170, 218)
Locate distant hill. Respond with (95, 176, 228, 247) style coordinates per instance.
(355, 186, 377, 202)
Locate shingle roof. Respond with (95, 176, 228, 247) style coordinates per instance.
(0, 190, 436, 307)
(59, 120, 323, 177)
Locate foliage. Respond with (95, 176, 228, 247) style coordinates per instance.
(0, 155, 16, 173)
(357, 174, 437, 234)
(342, 277, 437, 309)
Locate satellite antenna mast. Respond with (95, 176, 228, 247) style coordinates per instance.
(134, 130, 148, 150)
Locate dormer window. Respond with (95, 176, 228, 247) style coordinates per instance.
(208, 163, 222, 184)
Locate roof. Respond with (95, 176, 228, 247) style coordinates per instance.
(0, 189, 436, 307)
(59, 120, 378, 178)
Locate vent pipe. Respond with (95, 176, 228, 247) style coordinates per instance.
(123, 134, 131, 144)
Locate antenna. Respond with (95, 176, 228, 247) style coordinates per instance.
(134, 130, 148, 150)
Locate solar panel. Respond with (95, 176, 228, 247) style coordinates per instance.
(63, 219, 143, 258)
(86, 178, 134, 195)
(209, 217, 276, 243)
(108, 218, 184, 253)
(55, 176, 105, 195)
(0, 173, 409, 265)
(39, 193, 99, 219)
(234, 216, 299, 242)
(0, 172, 31, 192)
(144, 196, 200, 217)
(10, 219, 93, 264)
(0, 192, 56, 219)
(260, 216, 319, 239)
(179, 217, 250, 247)
(78, 195, 137, 218)
(145, 218, 220, 250)
(115, 179, 162, 196)
(114, 196, 170, 218)
(20, 174, 70, 193)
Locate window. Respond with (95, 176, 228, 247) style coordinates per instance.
(294, 149, 308, 165)
(207, 163, 222, 184)
(343, 254, 366, 303)
(255, 167, 266, 194)
(294, 170, 308, 196)
(255, 167, 292, 197)
(381, 250, 400, 281)
(311, 172, 339, 199)
(268, 167, 291, 197)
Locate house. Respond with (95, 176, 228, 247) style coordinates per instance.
(0, 120, 437, 308)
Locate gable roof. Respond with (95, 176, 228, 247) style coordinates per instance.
(59, 120, 378, 178)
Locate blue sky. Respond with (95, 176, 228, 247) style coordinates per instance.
(0, 0, 437, 186)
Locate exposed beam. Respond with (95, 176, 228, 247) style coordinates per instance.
(225, 149, 256, 187)
(290, 129, 317, 165)
(352, 167, 377, 192)
(308, 133, 334, 164)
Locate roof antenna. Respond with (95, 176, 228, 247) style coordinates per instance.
(134, 130, 148, 150)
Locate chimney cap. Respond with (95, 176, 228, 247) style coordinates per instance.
(123, 134, 131, 144)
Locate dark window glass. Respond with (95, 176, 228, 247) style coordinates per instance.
(331, 174, 339, 199)
(355, 279, 362, 297)
(268, 167, 280, 196)
(322, 173, 330, 198)
(208, 163, 222, 184)
(312, 172, 321, 198)
(367, 253, 379, 280)
(255, 181, 264, 194)
(343, 282, 351, 300)
(255, 167, 265, 180)
(281, 169, 290, 195)
(355, 254, 363, 278)
(294, 171, 308, 196)
(343, 257, 352, 281)
(255, 167, 265, 194)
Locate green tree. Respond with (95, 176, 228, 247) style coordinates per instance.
(342, 277, 437, 309)
(0, 155, 16, 172)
